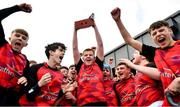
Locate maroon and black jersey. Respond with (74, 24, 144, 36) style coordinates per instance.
(35, 63, 63, 106)
(19, 63, 64, 106)
(141, 42, 180, 106)
(0, 5, 29, 106)
(76, 57, 106, 106)
(0, 4, 27, 90)
(0, 43, 27, 88)
(115, 77, 136, 106)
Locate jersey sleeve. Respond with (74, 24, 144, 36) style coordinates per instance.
(75, 58, 83, 74)
(95, 56, 104, 71)
(141, 44, 156, 62)
(0, 5, 21, 46)
(25, 63, 44, 101)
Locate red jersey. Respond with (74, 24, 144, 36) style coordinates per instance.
(0, 43, 27, 89)
(135, 71, 164, 106)
(0, 5, 28, 105)
(58, 89, 76, 106)
(58, 80, 77, 106)
(115, 77, 136, 106)
(34, 63, 64, 106)
(154, 40, 180, 106)
(76, 58, 106, 106)
(19, 63, 64, 106)
(19, 95, 36, 106)
(104, 78, 118, 106)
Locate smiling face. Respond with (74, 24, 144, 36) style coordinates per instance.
(115, 63, 131, 80)
(9, 31, 29, 52)
(68, 66, 77, 80)
(82, 49, 95, 66)
(60, 67, 68, 77)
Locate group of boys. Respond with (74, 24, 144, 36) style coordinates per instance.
(0, 3, 179, 106)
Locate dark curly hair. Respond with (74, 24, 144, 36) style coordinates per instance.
(45, 42, 66, 59)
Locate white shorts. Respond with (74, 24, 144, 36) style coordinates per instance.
(148, 100, 163, 107)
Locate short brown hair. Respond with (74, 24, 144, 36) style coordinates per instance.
(60, 66, 68, 71)
(29, 60, 37, 64)
(116, 62, 129, 68)
(11, 28, 29, 37)
(82, 48, 95, 55)
(148, 20, 170, 34)
(69, 64, 75, 69)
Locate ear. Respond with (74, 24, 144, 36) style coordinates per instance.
(9, 37, 11, 41)
(24, 43, 28, 47)
(82, 56, 85, 61)
(49, 50, 54, 56)
(141, 56, 146, 60)
(169, 28, 173, 35)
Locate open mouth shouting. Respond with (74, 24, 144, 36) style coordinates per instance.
(13, 41, 23, 51)
(59, 56, 63, 60)
(15, 41, 22, 47)
(157, 37, 166, 43)
(59, 56, 64, 63)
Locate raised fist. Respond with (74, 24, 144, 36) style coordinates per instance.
(18, 3, 32, 13)
(111, 7, 121, 22)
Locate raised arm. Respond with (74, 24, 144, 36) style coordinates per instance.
(72, 25, 81, 65)
(119, 58, 160, 80)
(93, 22, 104, 61)
(0, 3, 32, 40)
(111, 7, 143, 52)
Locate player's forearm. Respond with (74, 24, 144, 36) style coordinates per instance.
(0, 5, 21, 39)
(174, 77, 180, 92)
(94, 24, 104, 60)
(0, 5, 21, 21)
(73, 30, 80, 64)
(132, 64, 160, 80)
(116, 20, 133, 44)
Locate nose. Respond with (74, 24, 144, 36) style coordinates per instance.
(87, 54, 93, 57)
(61, 51, 65, 55)
(17, 36, 23, 41)
(61, 53, 65, 57)
(156, 31, 162, 37)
